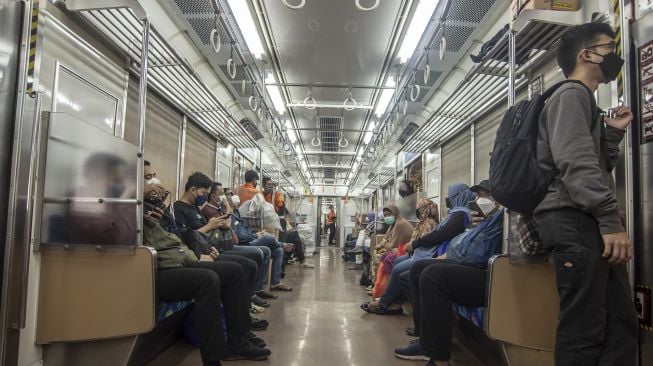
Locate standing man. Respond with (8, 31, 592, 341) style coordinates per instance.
(237, 170, 260, 207)
(326, 205, 337, 246)
(534, 23, 637, 366)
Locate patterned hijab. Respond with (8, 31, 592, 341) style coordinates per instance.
(412, 198, 440, 241)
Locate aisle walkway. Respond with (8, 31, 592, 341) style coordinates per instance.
(149, 247, 418, 366)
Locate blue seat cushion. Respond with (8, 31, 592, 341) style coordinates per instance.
(157, 301, 193, 322)
(454, 305, 484, 329)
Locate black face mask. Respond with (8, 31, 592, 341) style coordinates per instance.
(445, 197, 452, 209)
(399, 189, 409, 198)
(590, 51, 624, 83)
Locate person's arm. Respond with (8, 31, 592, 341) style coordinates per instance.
(604, 124, 626, 172)
(412, 212, 466, 249)
(546, 88, 624, 234)
(175, 203, 218, 233)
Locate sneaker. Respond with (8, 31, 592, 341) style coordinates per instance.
(301, 262, 315, 268)
(245, 330, 266, 348)
(251, 295, 270, 307)
(250, 317, 269, 331)
(256, 290, 278, 299)
(394, 339, 430, 361)
(224, 338, 271, 361)
(250, 304, 265, 314)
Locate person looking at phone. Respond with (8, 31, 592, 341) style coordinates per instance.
(468, 180, 498, 227)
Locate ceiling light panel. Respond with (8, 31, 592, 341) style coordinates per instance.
(398, 0, 440, 63)
(226, 0, 265, 58)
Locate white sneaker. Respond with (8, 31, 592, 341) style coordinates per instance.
(301, 262, 315, 268)
(250, 304, 265, 314)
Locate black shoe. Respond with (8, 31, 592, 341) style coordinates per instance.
(250, 317, 269, 331)
(394, 339, 430, 361)
(251, 295, 270, 307)
(224, 337, 271, 361)
(245, 330, 266, 348)
(256, 290, 278, 299)
(405, 327, 416, 337)
(203, 362, 222, 366)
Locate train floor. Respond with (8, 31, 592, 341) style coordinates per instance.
(147, 243, 485, 366)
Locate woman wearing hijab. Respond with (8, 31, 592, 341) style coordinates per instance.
(364, 204, 414, 301)
(361, 184, 474, 315)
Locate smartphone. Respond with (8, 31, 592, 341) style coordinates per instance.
(467, 200, 485, 217)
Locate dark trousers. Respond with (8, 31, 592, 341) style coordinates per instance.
(328, 223, 336, 244)
(220, 252, 260, 297)
(418, 261, 487, 361)
(535, 208, 638, 366)
(217, 253, 259, 298)
(157, 261, 250, 363)
(407, 259, 438, 337)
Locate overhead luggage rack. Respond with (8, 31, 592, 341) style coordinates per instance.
(361, 168, 395, 192)
(403, 10, 584, 154)
(262, 165, 296, 192)
(80, 8, 258, 149)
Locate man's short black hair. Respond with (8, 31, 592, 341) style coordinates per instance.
(210, 182, 222, 195)
(244, 170, 259, 183)
(557, 22, 616, 77)
(185, 172, 213, 192)
(262, 176, 272, 185)
(144, 160, 151, 166)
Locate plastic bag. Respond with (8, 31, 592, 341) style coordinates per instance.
(240, 193, 282, 231)
(296, 223, 315, 254)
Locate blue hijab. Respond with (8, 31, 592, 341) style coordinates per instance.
(433, 183, 475, 257)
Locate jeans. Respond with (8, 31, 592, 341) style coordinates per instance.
(248, 234, 284, 285)
(535, 208, 638, 366)
(157, 260, 250, 363)
(225, 246, 264, 295)
(379, 255, 412, 307)
(328, 223, 336, 244)
(419, 261, 487, 361)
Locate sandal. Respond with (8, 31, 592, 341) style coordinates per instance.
(360, 302, 373, 313)
(270, 283, 292, 291)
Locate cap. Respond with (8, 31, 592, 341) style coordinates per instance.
(470, 179, 491, 193)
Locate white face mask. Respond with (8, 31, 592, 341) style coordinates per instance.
(231, 195, 241, 206)
(477, 197, 497, 217)
(145, 177, 162, 185)
(218, 195, 227, 203)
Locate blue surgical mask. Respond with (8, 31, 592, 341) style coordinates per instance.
(195, 193, 208, 207)
(384, 216, 395, 225)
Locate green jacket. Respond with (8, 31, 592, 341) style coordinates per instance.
(143, 217, 198, 269)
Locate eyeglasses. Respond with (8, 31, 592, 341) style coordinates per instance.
(587, 42, 616, 52)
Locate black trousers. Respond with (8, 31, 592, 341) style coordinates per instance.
(417, 260, 487, 361)
(328, 223, 336, 244)
(220, 252, 260, 297)
(157, 261, 251, 363)
(285, 230, 305, 262)
(407, 259, 438, 337)
(535, 208, 638, 366)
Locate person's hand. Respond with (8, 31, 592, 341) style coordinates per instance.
(602, 231, 632, 264)
(216, 215, 231, 229)
(144, 206, 164, 222)
(605, 106, 634, 130)
(199, 254, 214, 262)
(256, 231, 266, 238)
(144, 183, 165, 198)
(405, 241, 413, 253)
(207, 216, 222, 230)
(470, 211, 485, 227)
(282, 243, 294, 253)
(209, 247, 220, 260)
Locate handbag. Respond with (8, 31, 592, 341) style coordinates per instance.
(446, 209, 505, 269)
(507, 210, 547, 264)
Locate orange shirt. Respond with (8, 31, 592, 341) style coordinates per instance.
(237, 183, 258, 207)
(263, 191, 285, 214)
(326, 211, 336, 225)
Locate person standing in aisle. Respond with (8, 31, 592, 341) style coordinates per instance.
(326, 205, 337, 246)
(534, 23, 637, 366)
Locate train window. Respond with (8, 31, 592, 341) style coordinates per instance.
(53, 63, 119, 135)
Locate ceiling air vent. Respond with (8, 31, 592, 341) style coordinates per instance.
(283, 170, 292, 177)
(319, 116, 342, 152)
(398, 122, 419, 145)
(239, 118, 264, 140)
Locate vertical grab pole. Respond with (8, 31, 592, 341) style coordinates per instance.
(136, 18, 150, 246)
(503, 28, 517, 254)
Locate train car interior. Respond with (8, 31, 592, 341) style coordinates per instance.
(1, 0, 652, 365)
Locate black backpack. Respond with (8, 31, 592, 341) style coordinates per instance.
(489, 80, 598, 216)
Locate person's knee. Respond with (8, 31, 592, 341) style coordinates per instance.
(420, 264, 445, 289)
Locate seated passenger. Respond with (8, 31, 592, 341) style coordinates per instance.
(228, 189, 293, 292)
(368, 204, 414, 299)
(172, 173, 270, 309)
(237, 170, 260, 208)
(143, 183, 270, 364)
(202, 182, 273, 308)
(394, 184, 501, 363)
(360, 197, 443, 315)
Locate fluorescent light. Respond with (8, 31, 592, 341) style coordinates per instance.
(375, 77, 396, 117)
(287, 129, 297, 143)
(265, 73, 286, 115)
(226, 0, 265, 59)
(398, 0, 440, 63)
(286, 103, 374, 110)
(364, 131, 373, 144)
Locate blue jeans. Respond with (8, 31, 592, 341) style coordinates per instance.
(379, 255, 413, 307)
(229, 245, 268, 292)
(248, 234, 284, 286)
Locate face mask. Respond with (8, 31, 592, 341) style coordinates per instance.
(384, 216, 395, 225)
(589, 51, 624, 83)
(265, 187, 273, 194)
(110, 181, 126, 197)
(145, 177, 162, 185)
(477, 197, 497, 217)
(445, 197, 452, 209)
(218, 195, 227, 203)
(230, 195, 241, 207)
(194, 193, 208, 207)
(398, 189, 409, 198)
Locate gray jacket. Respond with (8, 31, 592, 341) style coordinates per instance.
(535, 82, 625, 234)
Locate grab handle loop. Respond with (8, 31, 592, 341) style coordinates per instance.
(343, 89, 357, 111)
(282, 0, 306, 9)
(311, 137, 321, 146)
(410, 84, 420, 102)
(355, 0, 379, 11)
